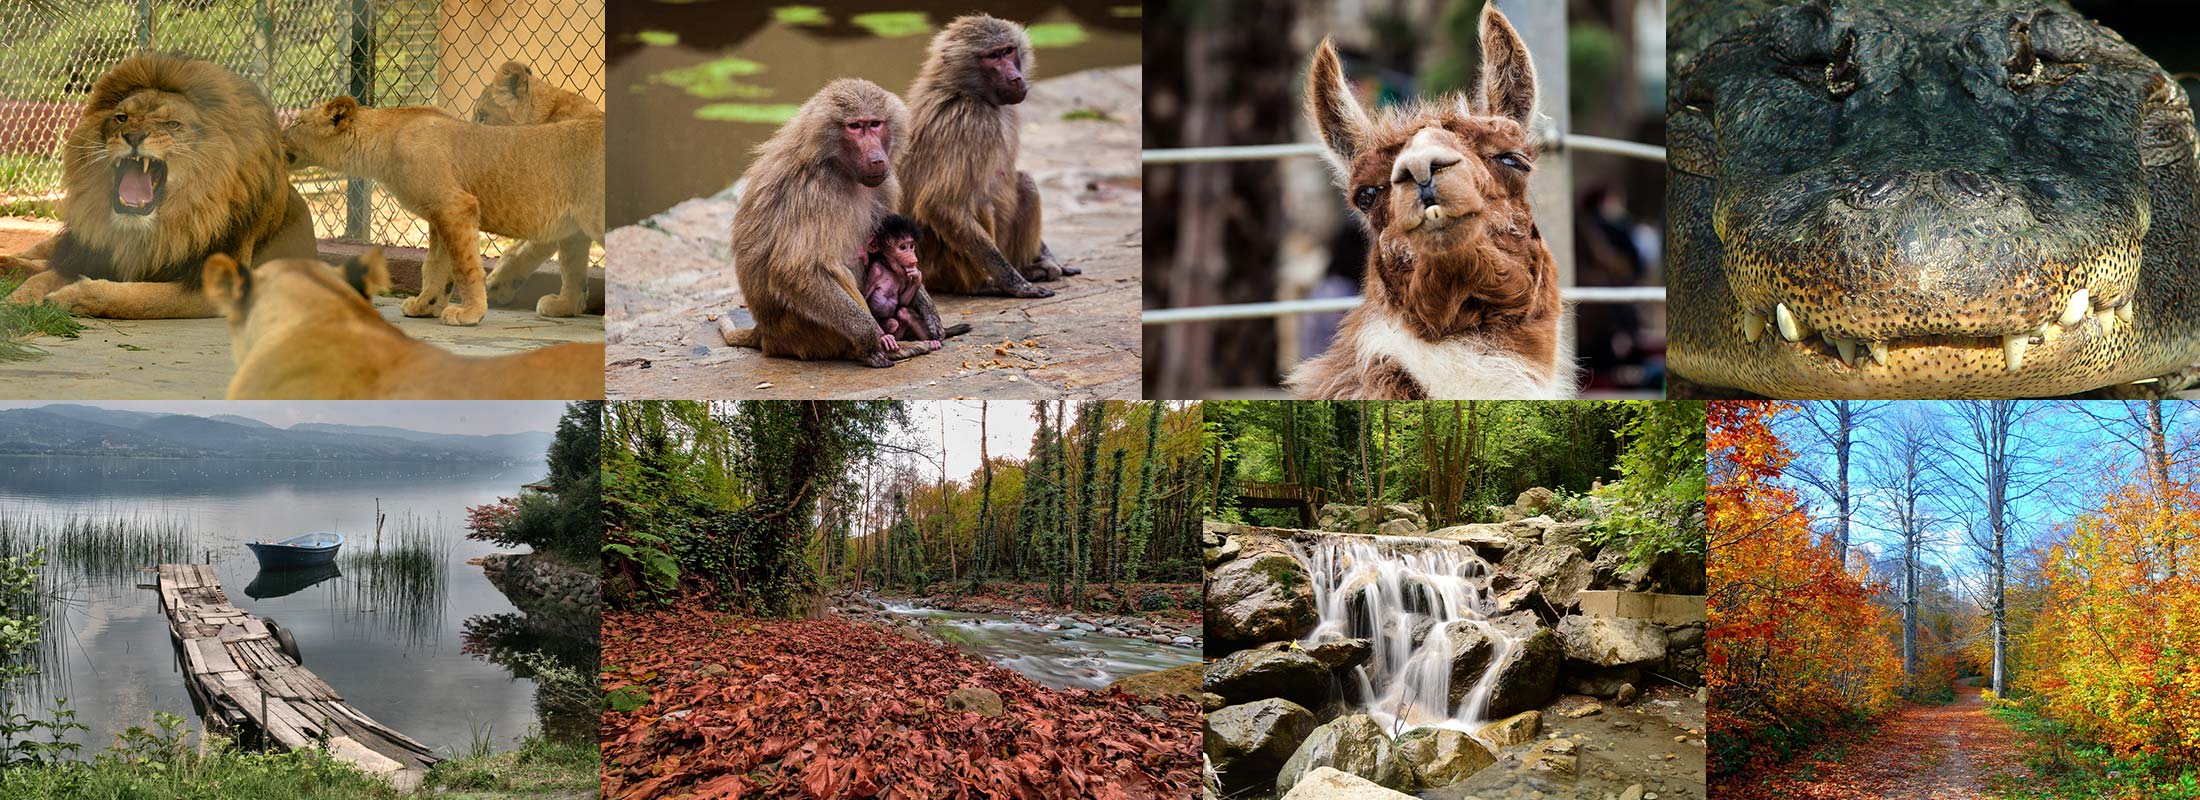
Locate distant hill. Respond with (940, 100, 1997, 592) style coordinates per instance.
(0, 405, 549, 463)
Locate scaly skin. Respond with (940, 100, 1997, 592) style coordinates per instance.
(1668, 0, 2200, 398)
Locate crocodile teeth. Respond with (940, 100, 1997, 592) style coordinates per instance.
(1867, 340, 1888, 366)
(2097, 307, 2119, 337)
(2117, 303, 2133, 323)
(2061, 289, 2089, 326)
(1775, 303, 1803, 342)
(1833, 338, 1857, 365)
(2003, 334, 2029, 371)
(1742, 311, 1766, 343)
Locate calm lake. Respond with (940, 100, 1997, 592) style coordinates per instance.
(0, 455, 578, 757)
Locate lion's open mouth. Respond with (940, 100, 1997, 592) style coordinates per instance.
(113, 155, 168, 215)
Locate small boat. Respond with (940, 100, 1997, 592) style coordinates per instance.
(245, 532, 344, 569)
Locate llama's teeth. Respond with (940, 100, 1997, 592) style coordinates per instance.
(2003, 334, 2029, 371)
(1424, 206, 1445, 223)
(1775, 303, 1802, 342)
(1867, 340, 1888, 366)
(1834, 338, 1857, 365)
(2117, 303, 2134, 323)
(2061, 289, 2089, 326)
(1742, 311, 1766, 343)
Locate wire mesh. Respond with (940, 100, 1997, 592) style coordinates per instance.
(0, 0, 604, 266)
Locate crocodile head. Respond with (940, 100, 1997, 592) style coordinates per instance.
(1668, 0, 2200, 397)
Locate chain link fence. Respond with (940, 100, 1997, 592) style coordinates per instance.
(0, 0, 603, 265)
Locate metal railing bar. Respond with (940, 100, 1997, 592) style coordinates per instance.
(1142, 133, 1665, 164)
(1141, 285, 1665, 325)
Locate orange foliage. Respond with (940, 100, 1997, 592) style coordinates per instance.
(1708, 401, 1904, 776)
(2029, 482, 2200, 764)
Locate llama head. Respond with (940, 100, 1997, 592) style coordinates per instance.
(1306, 4, 1554, 339)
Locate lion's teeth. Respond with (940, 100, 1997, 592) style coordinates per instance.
(1742, 311, 1766, 343)
(2061, 289, 2088, 326)
(1866, 340, 1888, 366)
(2003, 334, 2029, 371)
(1775, 303, 1803, 342)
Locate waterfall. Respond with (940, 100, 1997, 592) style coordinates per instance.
(1296, 534, 1521, 744)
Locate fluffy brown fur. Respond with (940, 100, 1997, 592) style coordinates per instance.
(897, 14, 1074, 298)
(202, 251, 603, 399)
(4, 54, 314, 318)
(717, 79, 945, 367)
(282, 97, 604, 325)
(469, 61, 603, 317)
(1286, 6, 1570, 400)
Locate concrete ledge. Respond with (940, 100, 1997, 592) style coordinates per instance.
(316, 241, 606, 315)
(1577, 591, 1705, 625)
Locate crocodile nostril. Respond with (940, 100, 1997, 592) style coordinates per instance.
(1942, 169, 1998, 200)
(1849, 172, 1909, 208)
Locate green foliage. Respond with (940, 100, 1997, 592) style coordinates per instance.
(1137, 589, 1174, 612)
(0, 271, 83, 363)
(604, 686, 650, 714)
(466, 401, 602, 562)
(1589, 400, 1710, 569)
(0, 712, 407, 800)
(1992, 699, 2200, 800)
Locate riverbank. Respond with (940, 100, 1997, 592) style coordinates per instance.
(855, 582, 1201, 649)
(600, 608, 1201, 798)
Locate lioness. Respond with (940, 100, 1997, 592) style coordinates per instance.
(5, 54, 315, 318)
(280, 96, 603, 326)
(201, 251, 604, 399)
(470, 61, 603, 317)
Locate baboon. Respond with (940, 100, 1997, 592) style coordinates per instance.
(898, 14, 1077, 298)
(471, 61, 603, 317)
(718, 79, 939, 367)
(1284, 5, 1569, 399)
(862, 213, 967, 351)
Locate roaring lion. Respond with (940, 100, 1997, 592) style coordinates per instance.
(281, 96, 604, 326)
(201, 251, 604, 399)
(4, 54, 315, 318)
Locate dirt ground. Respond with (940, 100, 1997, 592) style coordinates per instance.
(604, 66, 1141, 400)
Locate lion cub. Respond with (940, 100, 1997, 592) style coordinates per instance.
(281, 96, 603, 326)
(470, 61, 603, 316)
(202, 251, 604, 399)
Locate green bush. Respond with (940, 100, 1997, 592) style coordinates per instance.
(1137, 589, 1174, 611)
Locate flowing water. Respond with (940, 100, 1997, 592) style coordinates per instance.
(1297, 534, 1521, 743)
(0, 455, 585, 757)
(881, 602, 1197, 691)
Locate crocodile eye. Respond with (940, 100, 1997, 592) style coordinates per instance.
(1353, 185, 1381, 211)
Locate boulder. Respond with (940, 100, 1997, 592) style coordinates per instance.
(1514, 488, 1557, 516)
(1205, 699, 1318, 796)
(1557, 616, 1668, 667)
(1524, 737, 1577, 776)
(1308, 638, 1374, 672)
(1498, 544, 1596, 609)
(1202, 693, 1226, 711)
(1280, 767, 1417, 800)
(1486, 504, 1524, 523)
(946, 686, 1004, 717)
(1564, 664, 1642, 698)
(1384, 504, 1428, 528)
(1207, 552, 1318, 652)
(1205, 648, 1330, 709)
(1669, 623, 1706, 650)
(1427, 523, 1517, 556)
(1474, 710, 1541, 748)
(1484, 629, 1562, 718)
(1277, 715, 1415, 797)
(1108, 662, 1203, 700)
(1538, 519, 1598, 556)
(1393, 727, 1496, 788)
(1439, 622, 1499, 706)
(1376, 517, 1425, 537)
(1205, 536, 1242, 568)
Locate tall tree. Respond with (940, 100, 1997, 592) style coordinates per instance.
(971, 402, 995, 585)
(1865, 407, 1944, 675)
(1782, 401, 1884, 566)
(1125, 402, 1165, 583)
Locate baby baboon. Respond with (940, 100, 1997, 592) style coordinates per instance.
(862, 213, 969, 351)
(898, 14, 1077, 299)
(718, 79, 938, 368)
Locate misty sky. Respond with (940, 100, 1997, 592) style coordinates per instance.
(0, 401, 570, 435)
(900, 400, 1041, 481)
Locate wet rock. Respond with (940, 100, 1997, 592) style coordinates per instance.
(1557, 616, 1668, 667)
(1439, 623, 1499, 706)
(1484, 629, 1562, 718)
(1620, 783, 1645, 800)
(1205, 648, 1329, 709)
(1525, 737, 1577, 776)
(1280, 766, 1417, 800)
(946, 686, 1004, 717)
(1558, 700, 1603, 719)
(1499, 544, 1596, 609)
(1393, 727, 1496, 788)
(1205, 536, 1242, 567)
(1307, 638, 1373, 672)
(1277, 714, 1416, 797)
(1174, 635, 1197, 646)
(1202, 693, 1225, 711)
(1426, 523, 1517, 556)
(1207, 552, 1318, 653)
(1205, 698, 1318, 796)
(1616, 683, 1640, 706)
(1073, 622, 1099, 632)
(1475, 710, 1541, 748)
(1564, 664, 1642, 698)
(1108, 662, 1202, 700)
(1318, 503, 1425, 533)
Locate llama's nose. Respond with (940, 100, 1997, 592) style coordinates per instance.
(1417, 180, 1440, 208)
(1392, 127, 1463, 195)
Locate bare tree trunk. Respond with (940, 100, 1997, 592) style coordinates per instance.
(2149, 399, 2171, 490)
(1835, 401, 1852, 565)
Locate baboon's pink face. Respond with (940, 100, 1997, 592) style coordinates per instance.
(978, 44, 1027, 105)
(840, 115, 891, 187)
(1345, 115, 1536, 250)
(882, 234, 918, 269)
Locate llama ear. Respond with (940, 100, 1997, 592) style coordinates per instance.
(1306, 38, 1371, 178)
(1474, 4, 1538, 129)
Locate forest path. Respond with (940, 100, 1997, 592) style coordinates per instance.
(1752, 679, 2033, 799)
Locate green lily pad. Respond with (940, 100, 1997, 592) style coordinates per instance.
(1025, 22, 1088, 49)
(695, 103, 804, 124)
(652, 57, 771, 99)
(773, 5, 829, 26)
(851, 11, 930, 38)
(635, 30, 678, 47)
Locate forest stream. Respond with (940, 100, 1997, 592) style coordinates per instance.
(878, 601, 1201, 691)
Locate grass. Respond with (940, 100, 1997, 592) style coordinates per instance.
(0, 270, 83, 363)
(1989, 699, 2200, 800)
(426, 730, 600, 800)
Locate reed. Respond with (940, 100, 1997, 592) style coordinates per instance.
(338, 512, 449, 646)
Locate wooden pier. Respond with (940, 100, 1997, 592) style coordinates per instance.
(151, 564, 440, 790)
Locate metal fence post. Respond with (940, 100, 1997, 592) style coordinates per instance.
(135, 0, 153, 51)
(344, 0, 374, 241)
(1494, 0, 1573, 292)
(258, 0, 275, 90)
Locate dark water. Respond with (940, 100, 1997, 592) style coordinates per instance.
(880, 601, 1196, 691)
(605, 1, 1142, 225)
(0, 455, 578, 758)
